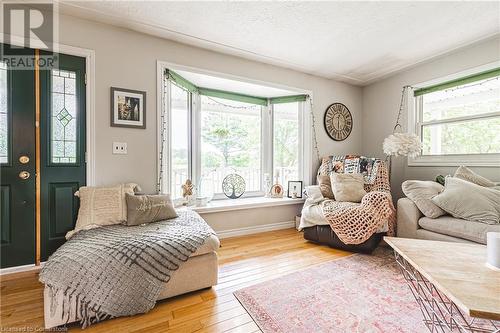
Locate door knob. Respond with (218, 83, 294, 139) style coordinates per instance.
(19, 171, 30, 180)
(19, 155, 30, 164)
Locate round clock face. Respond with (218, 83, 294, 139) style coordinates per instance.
(324, 103, 353, 141)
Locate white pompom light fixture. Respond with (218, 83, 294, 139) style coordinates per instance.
(383, 86, 422, 181)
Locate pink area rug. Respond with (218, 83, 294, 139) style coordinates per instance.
(234, 248, 427, 333)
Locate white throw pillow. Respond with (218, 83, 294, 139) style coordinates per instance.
(432, 177, 500, 225)
(330, 173, 366, 203)
(454, 166, 496, 187)
(305, 185, 324, 203)
(402, 180, 446, 218)
(66, 183, 139, 239)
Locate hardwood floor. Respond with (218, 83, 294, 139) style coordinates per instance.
(0, 228, 351, 332)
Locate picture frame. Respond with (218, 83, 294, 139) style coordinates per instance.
(269, 184, 284, 198)
(287, 181, 303, 198)
(110, 87, 146, 129)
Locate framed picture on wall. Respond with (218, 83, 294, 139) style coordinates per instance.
(287, 181, 303, 198)
(110, 87, 146, 129)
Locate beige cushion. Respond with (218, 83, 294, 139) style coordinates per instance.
(454, 166, 496, 187)
(402, 180, 446, 218)
(317, 175, 334, 199)
(330, 173, 366, 203)
(125, 194, 178, 226)
(419, 216, 500, 244)
(66, 183, 138, 239)
(305, 185, 324, 203)
(432, 177, 500, 225)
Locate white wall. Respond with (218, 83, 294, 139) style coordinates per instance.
(52, 14, 363, 195)
(362, 37, 500, 199)
(16, 14, 362, 233)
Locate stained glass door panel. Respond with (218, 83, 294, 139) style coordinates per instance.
(0, 62, 8, 164)
(51, 69, 77, 164)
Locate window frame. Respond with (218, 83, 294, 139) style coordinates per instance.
(158, 63, 311, 200)
(408, 63, 500, 167)
(198, 94, 267, 200)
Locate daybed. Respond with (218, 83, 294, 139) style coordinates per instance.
(42, 210, 220, 329)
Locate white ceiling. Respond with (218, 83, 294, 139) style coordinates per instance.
(60, 1, 500, 86)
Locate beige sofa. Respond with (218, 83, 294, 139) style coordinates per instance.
(44, 235, 220, 329)
(397, 198, 500, 244)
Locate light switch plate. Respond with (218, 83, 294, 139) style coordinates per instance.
(112, 142, 127, 154)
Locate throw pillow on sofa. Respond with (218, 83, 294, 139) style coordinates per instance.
(125, 194, 178, 226)
(402, 180, 446, 218)
(432, 177, 500, 225)
(454, 166, 496, 188)
(317, 175, 335, 199)
(66, 183, 139, 239)
(330, 173, 366, 203)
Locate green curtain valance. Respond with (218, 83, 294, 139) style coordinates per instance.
(414, 67, 500, 96)
(165, 68, 308, 106)
(198, 88, 268, 106)
(165, 69, 199, 94)
(269, 95, 308, 104)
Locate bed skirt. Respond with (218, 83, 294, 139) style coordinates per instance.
(303, 225, 384, 253)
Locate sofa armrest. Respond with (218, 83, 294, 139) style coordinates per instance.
(397, 197, 423, 239)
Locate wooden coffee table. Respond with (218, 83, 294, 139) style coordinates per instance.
(384, 237, 500, 333)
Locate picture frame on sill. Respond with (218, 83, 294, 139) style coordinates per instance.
(110, 87, 146, 129)
(269, 184, 284, 198)
(287, 181, 303, 199)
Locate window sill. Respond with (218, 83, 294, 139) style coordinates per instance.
(186, 196, 305, 214)
(408, 154, 500, 167)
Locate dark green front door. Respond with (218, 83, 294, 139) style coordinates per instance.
(0, 46, 36, 268)
(0, 46, 86, 268)
(40, 53, 86, 261)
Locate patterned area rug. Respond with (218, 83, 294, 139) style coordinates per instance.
(234, 248, 427, 333)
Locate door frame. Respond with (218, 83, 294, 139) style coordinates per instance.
(0, 34, 95, 274)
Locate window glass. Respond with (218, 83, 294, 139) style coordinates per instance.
(200, 96, 262, 195)
(51, 69, 77, 164)
(273, 102, 300, 191)
(420, 75, 500, 156)
(170, 83, 190, 198)
(0, 62, 7, 164)
(422, 117, 500, 155)
(422, 76, 500, 122)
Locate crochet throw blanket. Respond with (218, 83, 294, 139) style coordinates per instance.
(39, 210, 215, 328)
(319, 156, 396, 244)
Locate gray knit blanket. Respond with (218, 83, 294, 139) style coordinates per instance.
(39, 210, 215, 328)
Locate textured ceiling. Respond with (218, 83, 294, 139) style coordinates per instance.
(60, 1, 500, 86)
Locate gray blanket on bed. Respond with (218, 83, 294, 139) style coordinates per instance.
(39, 210, 215, 328)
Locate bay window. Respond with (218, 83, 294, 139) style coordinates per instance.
(200, 96, 262, 197)
(159, 68, 309, 199)
(410, 67, 500, 166)
(170, 83, 191, 198)
(273, 102, 301, 191)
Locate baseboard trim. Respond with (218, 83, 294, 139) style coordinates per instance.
(0, 262, 44, 276)
(217, 220, 295, 239)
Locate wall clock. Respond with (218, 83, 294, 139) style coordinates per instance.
(324, 103, 353, 141)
